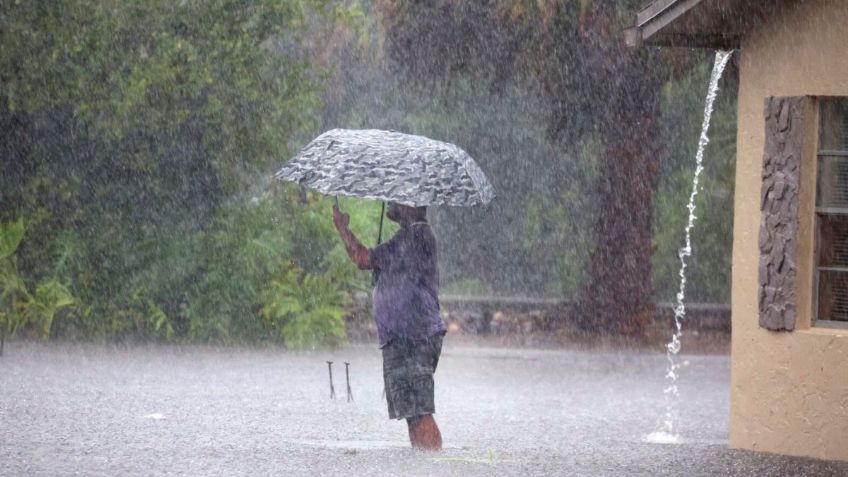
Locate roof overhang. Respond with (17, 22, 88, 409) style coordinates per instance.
(625, 0, 783, 49)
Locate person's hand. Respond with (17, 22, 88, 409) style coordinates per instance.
(333, 204, 350, 231)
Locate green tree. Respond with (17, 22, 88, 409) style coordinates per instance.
(377, 0, 675, 332)
(0, 0, 363, 343)
(320, 5, 597, 298)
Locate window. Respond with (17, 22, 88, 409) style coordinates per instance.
(814, 98, 848, 328)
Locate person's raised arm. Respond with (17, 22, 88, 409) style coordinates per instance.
(333, 204, 373, 270)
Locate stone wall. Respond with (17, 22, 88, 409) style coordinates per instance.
(758, 96, 807, 331)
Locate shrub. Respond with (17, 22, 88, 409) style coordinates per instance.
(259, 267, 347, 349)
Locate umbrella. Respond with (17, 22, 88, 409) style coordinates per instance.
(274, 129, 495, 207)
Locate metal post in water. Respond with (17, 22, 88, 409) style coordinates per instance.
(327, 361, 336, 400)
(344, 362, 353, 402)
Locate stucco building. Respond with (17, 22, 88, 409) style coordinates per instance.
(628, 0, 848, 462)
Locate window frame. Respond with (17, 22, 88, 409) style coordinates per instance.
(812, 98, 848, 329)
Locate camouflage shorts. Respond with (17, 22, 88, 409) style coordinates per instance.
(381, 332, 444, 420)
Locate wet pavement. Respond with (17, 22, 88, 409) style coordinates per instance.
(2, 341, 846, 476)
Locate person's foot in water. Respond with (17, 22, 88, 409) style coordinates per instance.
(406, 414, 442, 450)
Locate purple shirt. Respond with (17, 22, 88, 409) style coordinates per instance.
(370, 223, 445, 348)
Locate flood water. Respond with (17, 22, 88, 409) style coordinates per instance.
(2, 342, 845, 476)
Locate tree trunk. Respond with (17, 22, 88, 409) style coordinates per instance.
(577, 58, 661, 334)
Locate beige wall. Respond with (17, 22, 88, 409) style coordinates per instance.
(732, 0, 848, 461)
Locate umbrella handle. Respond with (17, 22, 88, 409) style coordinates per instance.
(376, 202, 385, 246)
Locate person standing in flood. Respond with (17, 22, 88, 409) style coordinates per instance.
(333, 201, 446, 451)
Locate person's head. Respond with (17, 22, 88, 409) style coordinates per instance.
(386, 202, 427, 224)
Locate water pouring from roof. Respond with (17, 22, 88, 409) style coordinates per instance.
(646, 50, 733, 445)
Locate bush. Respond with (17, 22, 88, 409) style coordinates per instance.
(0, 219, 75, 343)
(259, 267, 347, 349)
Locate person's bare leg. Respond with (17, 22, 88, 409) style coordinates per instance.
(407, 414, 441, 450)
(406, 416, 421, 447)
(421, 414, 442, 450)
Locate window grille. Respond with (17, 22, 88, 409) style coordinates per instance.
(814, 98, 848, 327)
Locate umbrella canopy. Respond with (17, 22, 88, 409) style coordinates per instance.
(274, 129, 495, 207)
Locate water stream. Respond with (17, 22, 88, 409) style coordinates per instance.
(645, 50, 733, 444)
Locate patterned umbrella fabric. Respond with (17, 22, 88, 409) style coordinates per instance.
(274, 129, 495, 207)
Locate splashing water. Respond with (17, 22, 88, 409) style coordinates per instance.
(646, 50, 733, 445)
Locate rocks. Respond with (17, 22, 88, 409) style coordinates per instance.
(442, 309, 555, 335)
(758, 96, 808, 331)
(440, 310, 488, 334)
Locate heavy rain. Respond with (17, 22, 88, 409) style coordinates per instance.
(2, 1, 847, 475)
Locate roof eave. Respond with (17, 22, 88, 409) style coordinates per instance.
(626, 0, 740, 49)
(625, 29, 740, 49)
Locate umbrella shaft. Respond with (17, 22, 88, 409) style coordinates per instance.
(377, 202, 385, 245)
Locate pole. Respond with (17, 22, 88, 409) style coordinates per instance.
(344, 362, 353, 403)
(327, 361, 336, 400)
(377, 201, 385, 246)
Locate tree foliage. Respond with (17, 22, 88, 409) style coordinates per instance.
(0, 0, 364, 345)
(0, 1, 738, 345)
(652, 57, 738, 304)
(319, 15, 598, 296)
(375, 0, 669, 332)
(0, 220, 75, 347)
(259, 267, 347, 348)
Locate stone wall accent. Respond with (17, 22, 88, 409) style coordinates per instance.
(758, 96, 807, 331)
